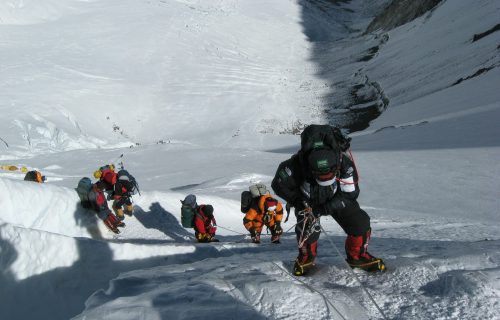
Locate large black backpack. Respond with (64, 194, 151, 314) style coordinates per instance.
(240, 191, 254, 213)
(300, 124, 351, 154)
(240, 184, 268, 213)
(117, 169, 139, 195)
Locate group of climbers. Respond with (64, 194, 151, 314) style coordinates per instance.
(180, 124, 385, 275)
(17, 124, 385, 275)
(18, 164, 137, 234)
(76, 164, 138, 234)
(181, 184, 284, 245)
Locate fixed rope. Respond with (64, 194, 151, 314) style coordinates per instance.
(213, 232, 347, 320)
(216, 224, 246, 235)
(217, 222, 298, 237)
(320, 225, 388, 320)
(207, 219, 382, 318)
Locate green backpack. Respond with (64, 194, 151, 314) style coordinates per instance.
(181, 204, 196, 228)
(180, 194, 197, 228)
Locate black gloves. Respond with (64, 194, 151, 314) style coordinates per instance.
(323, 194, 347, 214)
(274, 222, 283, 235)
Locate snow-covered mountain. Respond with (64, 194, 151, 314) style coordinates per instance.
(1, 0, 499, 319)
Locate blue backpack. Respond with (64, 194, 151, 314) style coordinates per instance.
(76, 177, 93, 209)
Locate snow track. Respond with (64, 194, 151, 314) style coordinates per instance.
(2, 177, 499, 319)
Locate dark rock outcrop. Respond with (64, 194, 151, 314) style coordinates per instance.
(365, 0, 443, 33)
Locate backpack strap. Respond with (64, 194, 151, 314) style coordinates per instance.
(196, 205, 206, 221)
(284, 203, 291, 222)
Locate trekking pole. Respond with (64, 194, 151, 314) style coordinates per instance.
(320, 225, 389, 320)
(108, 154, 124, 169)
(134, 180, 142, 196)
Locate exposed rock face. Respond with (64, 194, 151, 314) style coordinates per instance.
(365, 0, 443, 33)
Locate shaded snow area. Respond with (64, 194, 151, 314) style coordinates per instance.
(1, 0, 500, 319)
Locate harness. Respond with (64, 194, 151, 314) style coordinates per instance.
(297, 208, 321, 249)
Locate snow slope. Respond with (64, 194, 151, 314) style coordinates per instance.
(1, 0, 500, 319)
(0, 0, 328, 157)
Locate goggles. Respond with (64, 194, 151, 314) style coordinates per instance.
(265, 199, 278, 212)
(312, 170, 335, 182)
(312, 169, 336, 187)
